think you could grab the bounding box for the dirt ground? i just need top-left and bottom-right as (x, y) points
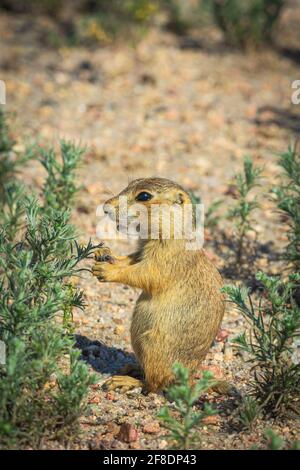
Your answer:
(1, 4), (300, 450)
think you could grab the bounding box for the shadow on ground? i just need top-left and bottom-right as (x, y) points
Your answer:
(255, 105), (300, 135)
(177, 36), (232, 55)
(75, 334), (136, 375)
(209, 230), (281, 283)
(278, 46), (300, 66)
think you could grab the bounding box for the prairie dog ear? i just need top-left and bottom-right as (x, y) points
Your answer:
(174, 192), (186, 205)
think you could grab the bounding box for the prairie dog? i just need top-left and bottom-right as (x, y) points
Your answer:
(93, 177), (225, 392)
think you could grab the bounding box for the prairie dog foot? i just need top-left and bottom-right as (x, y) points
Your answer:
(103, 375), (143, 393)
(118, 363), (144, 379)
(211, 380), (239, 397)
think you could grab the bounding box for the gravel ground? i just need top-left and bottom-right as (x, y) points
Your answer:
(1, 5), (300, 449)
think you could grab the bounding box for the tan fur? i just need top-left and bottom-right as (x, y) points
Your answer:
(92, 177), (225, 392)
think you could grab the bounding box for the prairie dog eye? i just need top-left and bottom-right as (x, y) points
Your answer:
(135, 191), (153, 202)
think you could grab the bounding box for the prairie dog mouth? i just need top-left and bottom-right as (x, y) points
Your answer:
(117, 220), (141, 235)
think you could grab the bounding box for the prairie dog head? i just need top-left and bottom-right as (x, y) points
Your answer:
(103, 178), (195, 240)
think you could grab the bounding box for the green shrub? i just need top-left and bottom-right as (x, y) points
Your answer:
(0, 198), (99, 447)
(204, 0), (285, 48)
(158, 363), (216, 450)
(81, 0), (158, 44)
(0, 110), (32, 205)
(265, 429), (284, 450)
(38, 140), (84, 211)
(264, 429), (300, 450)
(273, 146), (300, 272)
(227, 156), (262, 268)
(189, 191), (223, 230)
(161, 0), (194, 34)
(238, 396), (261, 429)
(223, 271), (300, 416)
(0, 109), (14, 155)
(0, 112), (99, 448)
(0, 0), (62, 16)
(205, 198), (223, 230)
(0, 183), (26, 241)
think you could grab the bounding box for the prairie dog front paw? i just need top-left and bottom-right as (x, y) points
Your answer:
(94, 246), (115, 264)
(92, 261), (116, 281)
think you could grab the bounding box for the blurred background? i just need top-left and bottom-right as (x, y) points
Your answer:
(0, 0), (299, 235)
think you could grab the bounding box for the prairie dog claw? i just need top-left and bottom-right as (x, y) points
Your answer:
(94, 246), (115, 263)
(103, 375), (143, 393)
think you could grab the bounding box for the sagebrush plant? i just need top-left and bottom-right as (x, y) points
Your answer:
(203, 0), (285, 48)
(38, 140), (84, 211)
(223, 271), (300, 416)
(0, 109), (32, 204)
(0, 0), (62, 15)
(272, 146), (300, 271)
(264, 429), (300, 450)
(189, 191), (201, 226)
(161, 0), (193, 34)
(0, 183), (26, 242)
(228, 156), (262, 267)
(0, 199), (99, 447)
(0, 112), (100, 448)
(0, 108), (14, 155)
(238, 396), (261, 430)
(205, 198), (223, 230)
(265, 429), (284, 450)
(82, 0), (158, 44)
(158, 363), (216, 450)
(189, 191), (223, 230)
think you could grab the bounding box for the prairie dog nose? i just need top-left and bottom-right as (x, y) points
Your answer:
(103, 200), (117, 216)
(103, 203), (111, 215)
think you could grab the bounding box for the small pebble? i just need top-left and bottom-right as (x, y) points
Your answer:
(117, 423), (139, 443)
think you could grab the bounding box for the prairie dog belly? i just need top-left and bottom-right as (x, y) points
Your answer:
(130, 289), (224, 366)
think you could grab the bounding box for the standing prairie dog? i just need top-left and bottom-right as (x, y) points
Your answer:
(92, 177), (225, 393)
